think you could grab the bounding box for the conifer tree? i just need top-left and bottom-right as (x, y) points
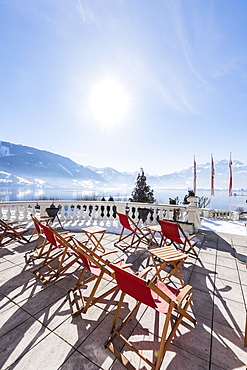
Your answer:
(129, 168), (155, 203)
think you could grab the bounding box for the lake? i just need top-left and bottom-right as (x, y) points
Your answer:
(0, 186), (247, 211)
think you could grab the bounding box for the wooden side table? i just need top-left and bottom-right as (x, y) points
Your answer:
(82, 226), (107, 252)
(149, 245), (187, 287)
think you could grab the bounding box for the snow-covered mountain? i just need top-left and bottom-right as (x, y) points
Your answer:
(0, 141), (109, 188)
(87, 160), (247, 190)
(0, 141), (246, 190)
(87, 166), (137, 187)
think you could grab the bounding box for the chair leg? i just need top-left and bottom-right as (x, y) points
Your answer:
(82, 269), (105, 313)
(85, 285), (119, 313)
(165, 261), (185, 288)
(185, 243), (198, 257)
(244, 310), (247, 347)
(155, 303), (174, 370)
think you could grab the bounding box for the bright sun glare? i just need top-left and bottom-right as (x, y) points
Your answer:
(89, 79), (129, 129)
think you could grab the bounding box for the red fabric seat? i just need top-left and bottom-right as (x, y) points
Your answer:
(105, 263), (196, 370)
(114, 212), (151, 250)
(158, 219), (198, 257)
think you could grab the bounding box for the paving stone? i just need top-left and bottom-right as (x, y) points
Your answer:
(0, 229), (246, 370)
(211, 321), (247, 369)
(6, 331), (76, 370)
(213, 295), (246, 331)
(0, 316), (49, 369)
(76, 312), (117, 369)
(215, 264), (240, 283)
(60, 349), (101, 369)
(214, 277), (244, 304)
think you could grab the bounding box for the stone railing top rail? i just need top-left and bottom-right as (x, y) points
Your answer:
(0, 199), (239, 232)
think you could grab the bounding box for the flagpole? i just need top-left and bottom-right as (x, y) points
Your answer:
(210, 154), (212, 209)
(229, 152), (232, 211)
(211, 154), (215, 210)
(193, 155), (196, 195)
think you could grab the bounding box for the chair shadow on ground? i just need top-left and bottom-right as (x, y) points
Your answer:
(0, 230), (246, 369)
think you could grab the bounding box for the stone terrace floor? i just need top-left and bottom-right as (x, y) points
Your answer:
(0, 227), (247, 369)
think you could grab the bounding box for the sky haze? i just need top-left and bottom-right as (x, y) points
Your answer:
(1, 1), (247, 175)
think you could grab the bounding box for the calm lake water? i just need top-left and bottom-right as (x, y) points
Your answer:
(1, 186), (247, 211)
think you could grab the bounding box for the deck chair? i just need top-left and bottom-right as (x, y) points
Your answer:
(114, 212), (151, 250)
(28, 215), (53, 241)
(105, 264), (196, 370)
(33, 225), (78, 284)
(25, 215), (69, 263)
(0, 219), (29, 247)
(68, 239), (151, 316)
(25, 216), (51, 263)
(158, 219), (198, 257)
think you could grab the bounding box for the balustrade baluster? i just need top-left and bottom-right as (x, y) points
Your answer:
(2, 199), (239, 232)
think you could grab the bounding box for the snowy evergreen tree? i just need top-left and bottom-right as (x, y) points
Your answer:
(129, 168), (155, 203)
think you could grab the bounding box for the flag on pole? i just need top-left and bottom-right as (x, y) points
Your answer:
(229, 153), (233, 197)
(193, 156), (196, 195)
(211, 154), (215, 196)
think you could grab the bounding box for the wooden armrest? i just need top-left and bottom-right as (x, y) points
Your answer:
(189, 234), (197, 240)
(176, 285), (193, 306)
(100, 250), (118, 257)
(13, 223), (27, 228)
(121, 263), (133, 269)
(135, 266), (152, 278)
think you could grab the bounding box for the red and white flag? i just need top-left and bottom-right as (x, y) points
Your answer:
(211, 154), (215, 196)
(193, 156), (196, 195)
(229, 153), (233, 197)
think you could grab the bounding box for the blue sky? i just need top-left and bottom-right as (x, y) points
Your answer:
(1, 0), (247, 175)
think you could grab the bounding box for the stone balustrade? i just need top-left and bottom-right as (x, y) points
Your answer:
(0, 199), (239, 232)
(0, 200), (203, 232)
(199, 208), (239, 221)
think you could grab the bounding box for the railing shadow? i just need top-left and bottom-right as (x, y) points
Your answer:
(0, 229), (246, 369)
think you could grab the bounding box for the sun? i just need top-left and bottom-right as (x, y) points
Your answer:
(89, 79), (130, 129)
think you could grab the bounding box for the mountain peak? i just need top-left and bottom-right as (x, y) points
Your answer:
(1, 141), (246, 190)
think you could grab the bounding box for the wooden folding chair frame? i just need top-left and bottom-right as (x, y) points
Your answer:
(33, 225), (78, 284)
(159, 220), (198, 257)
(25, 215), (52, 263)
(105, 264), (196, 370)
(26, 215), (69, 263)
(114, 212), (151, 250)
(68, 239), (152, 316)
(0, 219), (29, 247)
(68, 240), (123, 316)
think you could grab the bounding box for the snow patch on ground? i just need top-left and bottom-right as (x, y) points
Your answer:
(201, 218), (247, 236)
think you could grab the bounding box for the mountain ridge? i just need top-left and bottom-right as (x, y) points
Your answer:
(0, 141), (246, 190)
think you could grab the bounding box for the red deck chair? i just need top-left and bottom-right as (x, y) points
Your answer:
(114, 212), (151, 250)
(0, 219), (29, 247)
(158, 219), (198, 257)
(33, 225), (78, 284)
(68, 239), (151, 316)
(25, 215), (52, 262)
(105, 264), (196, 370)
(25, 215), (69, 263)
